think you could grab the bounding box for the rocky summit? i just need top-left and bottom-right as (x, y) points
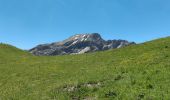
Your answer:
(29, 33), (135, 56)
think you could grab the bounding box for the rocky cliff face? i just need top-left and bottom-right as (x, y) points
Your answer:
(29, 33), (135, 56)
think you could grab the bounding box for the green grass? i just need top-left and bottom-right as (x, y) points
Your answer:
(0, 37), (170, 99)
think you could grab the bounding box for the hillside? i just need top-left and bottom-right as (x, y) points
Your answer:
(0, 37), (170, 99)
(0, 43), (31, 62)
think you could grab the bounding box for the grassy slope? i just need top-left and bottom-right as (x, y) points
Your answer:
(0, 37), (170, 99)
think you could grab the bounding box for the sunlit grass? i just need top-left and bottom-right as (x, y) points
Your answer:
(0, 37), (170, 99)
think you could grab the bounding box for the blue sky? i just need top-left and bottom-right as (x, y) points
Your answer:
(0, 0), (170, 49)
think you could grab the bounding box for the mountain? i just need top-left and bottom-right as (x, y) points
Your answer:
(29, 33), (135, 55)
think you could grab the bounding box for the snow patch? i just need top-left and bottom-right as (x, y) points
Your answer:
(72, 40), (78, 45)
(81, 38), (85, 41)
(74, 37), (79, 40)
(78, 47), (91, 54)
(117, 42), (124, 48)
(83, 35), (86, 38)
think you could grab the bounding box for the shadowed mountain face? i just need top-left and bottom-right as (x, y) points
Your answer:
(29, 33), (135, 56)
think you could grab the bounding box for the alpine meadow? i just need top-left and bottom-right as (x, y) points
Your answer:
(0, 37), (170, 99)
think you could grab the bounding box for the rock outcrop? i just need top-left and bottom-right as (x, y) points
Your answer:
(29, 33), (135, 56)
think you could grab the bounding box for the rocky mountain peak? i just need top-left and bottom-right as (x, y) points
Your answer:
(29, 33), (135, 56)
(68, 33), (103, 42)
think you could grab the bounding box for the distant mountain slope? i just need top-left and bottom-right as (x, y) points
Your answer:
(0, 37), (170, 99)
(29, 33), (135, 56)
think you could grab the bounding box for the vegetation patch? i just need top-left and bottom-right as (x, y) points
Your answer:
(53, 81), (102, 99)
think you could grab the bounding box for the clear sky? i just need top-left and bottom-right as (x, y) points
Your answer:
(0, 0), (170, 49)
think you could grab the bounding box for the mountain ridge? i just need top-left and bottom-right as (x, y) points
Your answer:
(29, 33), (135, 56)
